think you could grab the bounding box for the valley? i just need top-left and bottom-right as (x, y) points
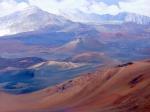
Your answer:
(0, 4), (149, 112)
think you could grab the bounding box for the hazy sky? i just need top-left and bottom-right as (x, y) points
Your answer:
(0, 0), (149, 17)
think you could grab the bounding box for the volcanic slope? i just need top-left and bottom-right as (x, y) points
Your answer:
(0, 60), (150, 112)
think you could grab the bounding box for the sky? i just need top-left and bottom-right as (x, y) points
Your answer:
(0, 0), (149, 17)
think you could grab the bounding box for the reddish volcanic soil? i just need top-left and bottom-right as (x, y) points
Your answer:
(68, 52), (120, 64)
(0, 60), (150, 112)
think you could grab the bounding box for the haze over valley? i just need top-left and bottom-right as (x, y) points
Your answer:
(0, 0), (150, 112)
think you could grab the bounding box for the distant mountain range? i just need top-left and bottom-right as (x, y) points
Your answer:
(0, 6), (149, 64)
(61, 10), (150, 24)
(0, 6), (150, 36)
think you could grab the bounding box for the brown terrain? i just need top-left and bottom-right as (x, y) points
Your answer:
(66, 52), (120, 64)
(0, 60), (150, 112)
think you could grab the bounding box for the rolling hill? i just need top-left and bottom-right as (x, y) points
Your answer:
(0, 59), (97, 94)
(0, 60), (149, 112)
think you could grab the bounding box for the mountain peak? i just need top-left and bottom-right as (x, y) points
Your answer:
(12, 6), (48, 17)
(22, 6), (41, 11)
(0, 6), (71, 36)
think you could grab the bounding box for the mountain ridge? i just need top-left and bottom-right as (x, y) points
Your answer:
(0, 6), (150, 36)
(61, 10), (150, 25)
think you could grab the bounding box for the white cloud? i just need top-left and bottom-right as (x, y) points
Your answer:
(87, 1), (120, 15)
(28, 0), (91, 15)
(0, 0), (29, 17)
(0, 0), (149, 17)
(119, 0), (150, 16)
(28, 0), (150, 17)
